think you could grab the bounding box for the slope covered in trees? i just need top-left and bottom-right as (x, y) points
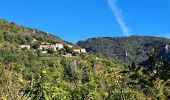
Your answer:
(1, 19), (170, 99)
(0, 42), (127, 99)
(0, 19), (135, 99)
(77, 36), (170, 64)
(0, 19), (74, 46)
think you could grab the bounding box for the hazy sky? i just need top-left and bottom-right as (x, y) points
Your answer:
(0, 0), (170, 43)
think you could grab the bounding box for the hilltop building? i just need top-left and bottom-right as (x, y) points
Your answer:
(67, 45), (73, 48)
(55, 43), (64, 50)
(39, 43), (64, 51)
(19, 45), (30, 49)
(73, 48), (86, 53)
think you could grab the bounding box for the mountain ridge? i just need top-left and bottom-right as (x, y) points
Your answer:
(0, 18), (76, 46)
(77, 35), (170, 64)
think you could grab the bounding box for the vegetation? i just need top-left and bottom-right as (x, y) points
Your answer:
(0, 19), (74, 46)
(121, 49), (170, 99)
(1, 19), (170, 99)
(77, 36), (170, 64)
(0, 42), (128, 99)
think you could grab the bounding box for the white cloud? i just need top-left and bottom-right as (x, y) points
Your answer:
(107, 0), (131, 36)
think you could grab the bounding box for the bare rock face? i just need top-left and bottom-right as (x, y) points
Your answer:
(165, 44), (170, 53)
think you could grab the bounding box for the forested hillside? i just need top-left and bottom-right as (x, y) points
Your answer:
(0, 42), (126, 99)
(1, 19), (170, 99)
(77, 36), (170, 64)
(0, 19), (130, 99)
(0, 19), (73, 46)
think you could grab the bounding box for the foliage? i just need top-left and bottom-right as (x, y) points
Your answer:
(1, 18), (170, 99)
(121, 49), (170, 99)
(77, 36), (170, 64)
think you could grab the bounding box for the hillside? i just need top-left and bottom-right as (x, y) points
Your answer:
(0, 19), (74, 46)
(1, 19), (170, 99)
(0, 19), (128, 99)
(77, 36), (170, 64)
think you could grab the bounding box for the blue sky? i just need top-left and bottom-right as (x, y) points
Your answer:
(0, 0), (170, 43)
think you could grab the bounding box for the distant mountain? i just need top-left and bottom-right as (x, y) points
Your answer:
(77, 36), (170, 64)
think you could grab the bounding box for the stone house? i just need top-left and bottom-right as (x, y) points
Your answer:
(67, 45), (73, 48)
(41, 51), (48, 54)
(39, 43), (64, 51)
(19, 45), (30, 49)
(39, 45), (51, 51)
(55, 43), (64, 50)
(32, 39), (37, 42)
(80, 49), (86, 53)
(73, 48), (86, 53)
(73, 49), (81, 53)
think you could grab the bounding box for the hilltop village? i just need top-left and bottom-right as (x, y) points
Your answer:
(19, 38), (86, 57)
